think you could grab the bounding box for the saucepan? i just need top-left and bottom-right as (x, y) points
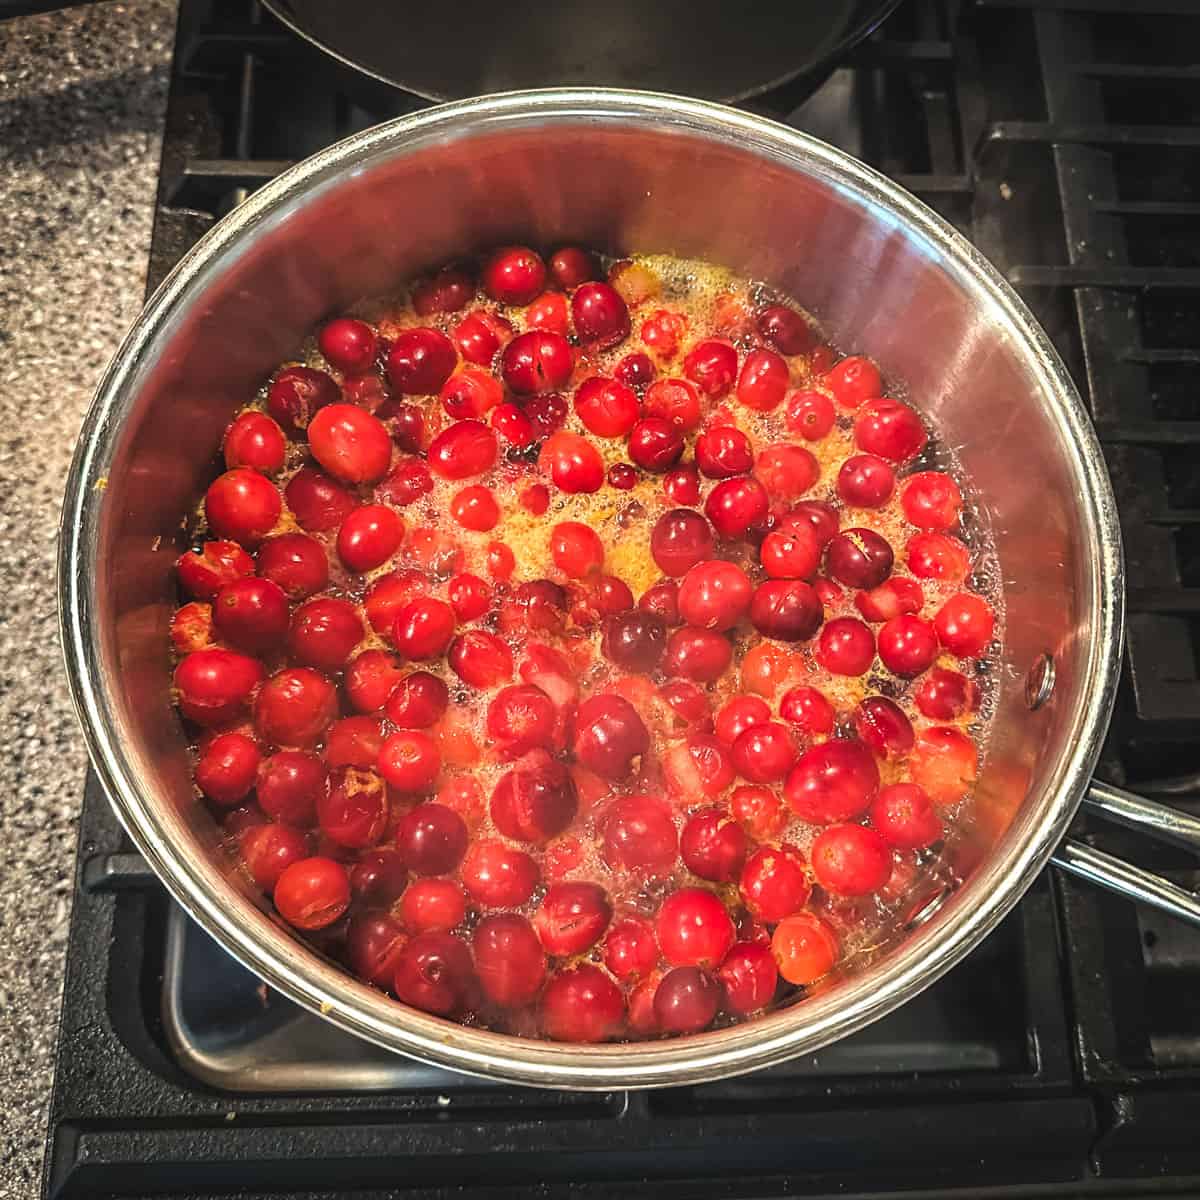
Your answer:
(58, 90), (1200, 1090)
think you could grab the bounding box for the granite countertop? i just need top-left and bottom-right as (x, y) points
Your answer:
(0, 3), (176, 1195)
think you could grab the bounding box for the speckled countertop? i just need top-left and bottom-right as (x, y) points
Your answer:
(0, 3), (176, 1195)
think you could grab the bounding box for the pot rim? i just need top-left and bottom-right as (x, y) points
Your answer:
(58, 88), (1124, 1090)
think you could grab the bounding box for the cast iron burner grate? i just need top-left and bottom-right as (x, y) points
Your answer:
(44, 0), (1200, 1195)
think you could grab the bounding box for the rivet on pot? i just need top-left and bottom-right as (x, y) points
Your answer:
(1025, 653), (1056, 710)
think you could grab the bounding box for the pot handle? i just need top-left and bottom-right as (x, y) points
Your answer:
(1050, 780), (1200, 926)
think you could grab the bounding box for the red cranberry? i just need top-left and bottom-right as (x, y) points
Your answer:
(527, 290), (569, 334)
(695, 424), (752, 480)
(540, 964), (625, 1042)
(377, 457), (434, 508)
(400, 877), (467, 933)
(318, 317), (378, 374)
(460, 838), (539, 907)
(644, 377), (701, 431)
(812, 824), (892, 897)
(855, 398), (928, 463)
(446, 572), (490, 622)
(872, 782), (942, 849)
(519, 483), (550, 515)
(572, 281), (630, 346)
(680, 808), (748, 882)
(772, 912), (840, 985)
(335, 504), (402, 573)
(705, 476), (769, 540)
(662, 464), (700, 506)
(447, 485), (498, 533)
(602, 794), (678, 875)
(174, 649), (263, 726)
(547, 520), (602, 578)
(349, 848), (408, 906)
(662, 732), (735, 801)
(786, 500), (840, 548)
(911, 726), (978, 806)
(786, 740), (879, 823)
(639, 578), (681, 626)
(224, 411), (286, 475)
(853, 696), (914, 761)
(284, 467), (354, 532)
(212, 577), (289, 652)
(501, 330), (573, 394)
(684, 339), (738, 398)
(411, 266), (474, 316)
(473, 913), (546, 1008)
(386, 671), (449, 729)
(539, 432), (604, 495)
(574, 375), (640, 438)
(662, 626), (732, 682)
(195, 732), (260, 806)
(650, 509), (715, 577)
(363, 569), (426, 637)
(324, 716), (384, 770)
(448, 630), (513, 688)
(254, 667), (337, 747)
(548, 246), (597, 288)
(573, 694), (649, 779)
(740, 842), (811, 922)
(205, 468), (281, 546)
(318, 767), (388, 848)
(428, 419), (498, 481)
(785, 388), (837, 441)
(914, 667), (979, 720)
(826, 528), (894, 589)
(389, 403), (426, 452)
(273, 856), (349, 929)
(395, 803), (467, 874)
(308, 404), (392, 485)
(491, 402), (535, 447)
(730, 783), (786, 841)
(750, 579), (823, 643)
(615, 351), (656, 390)
(737, 348), (789, 412)
(627, 416), (684, 472)
(878, 614), (938, 676)
(255, 533), (328, 601)
(837, 454), (895, 508)
(757, 304), (812, 355)
(256, 750), (326, 825)
(907, 532), (971, 583)
(935, 592), (995, 658)
(378, 730), (442, 795)
(653, 966), (721, 1034)
(484, 685), (554, 758)
(177, 540), (254, 599)
(346, 911), (408, 987)
(240, 823), (309, 891)
(656, 888), (734, 968)
(824, 355), (881, 408)
(483, 245), (546, 305)
(604, 916), (658, 981)
(391, 597), (455, 661)
(855, 576), (924, 623)
(394, 931), (477, 1015)
(816, 616), (875, 676)
(715, 695), (770, 747)
(780, 685), (835, 735)
(601, 611), (667, 674)
(719, 941), (778, 1015)
(267, 365), (339, 433)
(490, 752), (577, 842)
(522, 391), (569, 440)
(641, 309), (687, 359)
(453, 309), (512, 365)
(287, 597), (362, 673)
(659, 680), (712, 730)
(755, 443), (819, 501)
(732, 722), (797, 783)
(440, 368), (502, 420)
(678, 559), (752, 632)
(901, 471), (963, 530)
(534, 882), (612, 957)
(760, 526), (820, 582)
(608, 462), (637, 489)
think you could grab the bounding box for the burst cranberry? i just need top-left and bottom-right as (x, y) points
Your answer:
(603, 794), (678, 874)
(346, 911), (408, 987)
(772, 912), (839, 985)
(204, 468), (281, 546)
(872, 782), (942, 849)
(349, 848), (409, 906)
(662, 732), (735, 801)
(318, 767), (388, 848)
(601, 611), (667, 674)
(662, 626), (733, 682)
(935, 592), (995, 658)
(526, 290), (569, 334)
(460, 838), (539, 907)
(388, 597), (453, 661)
(501, 330), (573, 394)
(376, 457), (433, 508)
(535, 882), (612, 957)
(816, 617), (875, 676)
(785, 388), (837, 441)
(824, 355), (881, 408)
(519, 485), (550, 517)
(548, 246), (597, 288)
(736, 349), (789, 412)
(483, 245), (546, 305)
(522, 391), (568, 439)
(254, 667), (336, 746)
(483, 685), (554, 757)
(677, 560), (752, 632)
(604, 916), (658, 981)
(705, 476), (769, 540)
(826, 527), (894, 589)
(572, 694), (649, 779)
(855, 576), (923, 623)
(195, 732), (260, 805)
(684, 339), (738, 398)
(325, 715), (385, 769)
(212, 577), (289, 653)
(757, 304), (812, 354)
(266, 365), (339, 433)
(759, 526), (820, 582)
(730, 783), (787, 840)
(538, 431), (604, 495)
(377, 726), (441, 793)
(654, 966), (721, 1034)
(385, 671), (449, 729)
(911, 726), (978, 806)
(915, 667), (979, 719)
(239, 823), (308, 891)
(400, 877), (467, 933)
(855, 398), (928, 463)
(755, 444), (819, 501)
(394, 932), (477, 1015)
(812, 824), (892, 897)
(491, 753), (577, 842)
(453, 309), (512, 365)
(394, 803), (466, 874)
(571, 281), (630, 346)
(363, 569), (425, 637)
(901, 471), (963, 530)
(695, 424), (752, 479)
(779, 685), (835, 736)
(719, 941), (778, 1015)
(273, 856), (349, 929)
(174, 649), (263, 726)
(438, 368), (502, 421)
(740, 843), (811, 922)
(472, 913), (546, 1009)
(256, 750), (326, 825)
(644, 377), (701, 431)
(287, 597), (361, 672)
(680, 808), (748, 882)
(786, 740), (879, 823)
(254, 534), (327, 601)
(318, 317), (378, 374)
(732, 722), (797, 783)
(627, 416), (684, 472)
(541, 964), (625, 1042)
(853, 696), (915, 761)
(615, 351), (656, 390)
(715, 695), (770, 747)
(223, 411), (286, 475)
(573, 375), (639, 438)
(878, 614), (938, 676)
(491, 402), (535, 447)
(177, 540), (254, 600)
(659, 680), (712, 730)
(656, 888), (734, 968)
(650, 509), (715, 577)
(448, 630), (513, 688)
(750, 579), (823, 642)
(411, 266), (473, 316)
(428, 419), (498, 481)
(837, 453), (895, 508)
(641, 309), (687, 358)
(907, 532), (971, 582)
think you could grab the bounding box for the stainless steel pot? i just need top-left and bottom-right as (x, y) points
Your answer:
(59, 90), (1200, 1090)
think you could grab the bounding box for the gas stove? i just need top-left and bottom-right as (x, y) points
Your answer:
(44, 1), (1200, 1195)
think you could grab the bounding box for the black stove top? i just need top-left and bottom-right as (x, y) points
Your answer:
(44, 1), (1200, 1195)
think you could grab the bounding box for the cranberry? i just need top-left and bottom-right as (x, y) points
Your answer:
(705, 476), (770, 540)
(267, 365), (339, 433)
(571, 375), (638, 439)
(428, 419), (498, 480)
(171, 605), (211, 655)
(377, 726), (441, 792)
(571, 281), (630, 346)
(816, 616), (875, 676)
(460, 838), (539, 907)
(786, 740), (879, 823)
(641, 309), (687, 359)
(659, 466), (697, 507)
(349, 848), (409, 906)
(877, 614), (938, 677)
(177, 540), (254, 600)
(684, 339), (738, 398)
(639, 578), (681, 626)
(658, 680), (712, 730)
(393, 802), (465, 874)
(662, 626), (733, 682)
(907, 532), (971, 582)
(500, 330), (573, 394)
(695, 424), (753, 479)
(812, 823), (892, 897)
(544, 523), (601, 582)
(439, 368), (503, 421)
(786, 500), (840, 548)
(540, 964), (625, 1042)
(736, 349), (789, 412)
(519, 484), (550, 516)
(393, 932), (477, 1015)
(491, 402), (535, 447)
(211, 577), (287, 653)
(750, 579), (823, 642)
(522, 390), (569, 439)
(534, 882), (612, 956)
(656, 888), (734, 968)
(824, 355), (881, 409)
(719, 941), (778, 1015)
(644, 377), (702, 431)
(760, 526), (820, 582)
(680, 808), (748, 882)
(239, 822), (307, 890)
(254, 667), (337, 747)
(526, 290), (569, 334)
(376, 457), (433, 507)
(627, 416), (684, 472)
(572, 693), (649, 780)
(411, 266), (474, 316)
(223, 411), (286, 475)
(604, 916), (658, 981)
(400, 877), (467, 934)
(740, 843), (811, 922)
(446, 573), (490, 622)
(287, 597), (362, 673)
(600, 611), (666, 674)
(779, 685), (836, 736)
(548, 246), (597, 288)
(935, 592), (995, 658)
(650, 509), (715, 577)
(732, 722), (797, 783)
(608, 462), (638, 490)
(205, 468), (281, 546)
(757, 304), (812, 355)
(915, 667), (979, 719)
(389, 597), (454, 661)
(662, 732), (735, 801)
(538, 431), (603, 495)
(453, 309), (512, 365)
(445, 487), (498, 536)
(483, 245), (546, 305)
(174, 649), (263, 726)
(785, 388), (837, 441)
(837, 454), (895, 509)
(772, 912), (839, 985)
(677, 559), (752, 632)
(739, 642), (797, 699)
(872, 782), (942, 849)
(632, 973), (667, 1032)
(472, 913), (547, 1009)
(901, 471), (963, 530)
(318, 767), (388, 848)
(483, 684), (554, 757)
(826, 528), (895, 589)
(602, 794), (678, 874)
(273, 856), (349, 929)
(854, 398), (928, 463)
(615, 351), (656, 390)
(754, 443), (819, 500)
(448, 630), (513, 688)
(363, 569), (426, 637)
(386, 671), (449, 729)
(491, 751), (577, 841)
(333, 504), (401, 573)
(256, 750), (326, 825)
(715, 695), (770, 747)
(195, 732), (260, 806)
(911, 726), (978, 806)
(283, 468), (353, 533)
(318, 317), (378, 374)
(346, 911), (408, 987)
(730, 784), (787, 841)
(853, 696), (915, 761)
(654, 966), (721, 1034)
(388, 403), (426, 452)
(855, 576), (924, 623)
(325, 715), (385, 770)
(254, 534), (327, 601)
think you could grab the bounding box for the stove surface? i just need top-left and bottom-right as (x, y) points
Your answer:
(44, 1), (1200, 1196)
